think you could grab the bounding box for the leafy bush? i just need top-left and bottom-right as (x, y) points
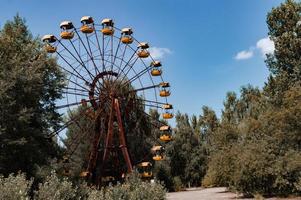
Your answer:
(0, 172), (166, 200)
(34, 171), (76, 200)
(0, 173), (33, 200)
(172, 176), (184, 192)
(154, 161), (174, 191)
(107, 173), (166, 200)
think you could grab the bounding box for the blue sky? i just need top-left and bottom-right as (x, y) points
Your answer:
(0, 0), (285, 119)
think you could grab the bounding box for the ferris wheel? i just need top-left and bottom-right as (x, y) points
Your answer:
(42, 16), (173, 185)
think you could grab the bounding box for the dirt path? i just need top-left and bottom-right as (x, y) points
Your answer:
(167, 187), (247, 200)
(167, 187), (301, 200)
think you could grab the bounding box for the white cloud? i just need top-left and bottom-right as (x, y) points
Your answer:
(234, 50), (254, 60)
(256, 37), (275, 56)
(234, 37), (275, 61)
(148, 47), (172, 60)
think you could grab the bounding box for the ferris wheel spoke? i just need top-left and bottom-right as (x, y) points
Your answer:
(68, 39), (95, 81)
(64, 127), (93, 161)
(67, 79), (90, 92)
(62, 90), (90, 97)
(116, 44), (128, 76)
(63, 86), (89, 93)
(63, 106), (96, 153)
(92, 26), (105, 71)
(125, 64), (152, 86)
(84, 33), (101, 76)
(122, 52), (138, 74)
(56, 51), (91, 84)
(57, 40), (94, 81)
(112, 36), (122, 68)
(126, 84), (160, 94)
(117, 48), (138, 79)
(102, 31), (105, 72)
(110, 35), (114, 72)
(138, 99), (166, 105)
(47, 123), (71, 138)
(141, 103), (161, 109)
(102, 36), (112, 74)
(144, 111), (168, 125)
(103, 36), (111, 54)
(122, 57), (139, 80)
(74, 30), (101, 77)
(46, 107), (91, 138)
(55, 98), (96, 110)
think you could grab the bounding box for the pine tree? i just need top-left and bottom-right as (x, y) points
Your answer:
(0, 15), (65, 177)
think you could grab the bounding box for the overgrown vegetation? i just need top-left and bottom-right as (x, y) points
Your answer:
(0, 0), (301, 198)
(153, 0), (301, 197)
(0, 172), (166, 200)
(0, 15), (64, 179)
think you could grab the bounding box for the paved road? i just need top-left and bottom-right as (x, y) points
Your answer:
(167, 187), (249, 200)
(167, 187), (301, 200)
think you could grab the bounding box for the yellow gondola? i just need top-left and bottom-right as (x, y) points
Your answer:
(163, 113), (173, 119)
(160, 90), (170, 97)
(62, 169), (71, 176)
(162, 104), (174, 119)
(101, 18), (114, 35)
(62, 156), (69, 163)
(151, 146), (164, 161)
(62, 156), (71, 176)
(42, 34), (57, 53)
(159, 82), (171, 97)
(80, 16), (94, 34)
(151, 61), (162, 76)
(138, 162), (152, 178)
(79, 171), (90, 178)
(160, 125), (172, 142)
(137, 42), (150, 58)
(121, 28), (133, 44)
(60, 21), (74, 39)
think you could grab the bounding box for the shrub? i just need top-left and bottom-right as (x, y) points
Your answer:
(0, 171), (166, 200)
(34, 171), (76, 200)
(0, 173), (32, 200)
(117, 172), (166, 200)
(172, 176), (184, 192)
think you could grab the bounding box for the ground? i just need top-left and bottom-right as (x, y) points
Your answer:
(167, 187), (301, 200)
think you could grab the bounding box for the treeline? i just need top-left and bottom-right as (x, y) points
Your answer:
(0, 0), (300, 198)
(155, 0), (301, 197)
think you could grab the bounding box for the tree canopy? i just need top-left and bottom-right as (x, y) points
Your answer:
(0, 15), (65, 178)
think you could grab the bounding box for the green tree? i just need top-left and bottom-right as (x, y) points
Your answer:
(168, 112), (209, 187)
(0, 15), (64, 178)
(265, 0), (301, 105)
(266, 0), (301, 81)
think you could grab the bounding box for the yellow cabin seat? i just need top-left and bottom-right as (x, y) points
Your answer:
(101, 28), (114, 35)
(137, 50), (150, 58)
(163, 113), (173, 119)
(80, 25), (94, 34)
(61, 31), (74, 40)
(160, 134), (172, 142)
(151, 69), (162, 76)
(141, 172), (152, 178)
(153, 155), (164, 161)
(80, 171), (90, 177)
(160, 90), (170, 97)
(121, 36), (133, 44)
(45, 45), (56, 53)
